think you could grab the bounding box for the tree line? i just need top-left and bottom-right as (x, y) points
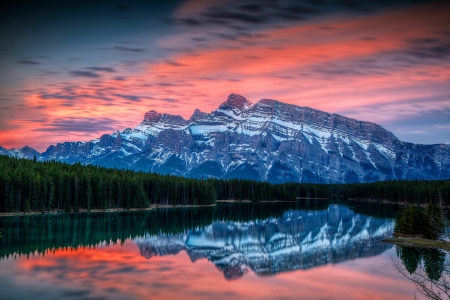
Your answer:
(0, 156), (216, 213)
(0, 155), (449, 213)
(209, 178), (450, 205)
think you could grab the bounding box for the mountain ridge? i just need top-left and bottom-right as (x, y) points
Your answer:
(2, 93), (449, 183)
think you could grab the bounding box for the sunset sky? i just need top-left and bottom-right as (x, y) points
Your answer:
(1, 0), (449, 151)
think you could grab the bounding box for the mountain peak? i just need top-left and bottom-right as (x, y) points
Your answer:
(190, 109), (209, 122)
(220, 94), (252, 110)
(160, 114), (187, 126)
(143, 110), (162, 123)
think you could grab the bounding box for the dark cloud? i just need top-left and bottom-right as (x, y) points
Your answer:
(106, 266), (137, 274)
(305, 30), (450, 79)
(310, 62), (365, 76)
(60, 290), (91, 298)
(165, 60), (186, 67)
(403, 34), (450, 60)
(202, 10), (265, 24)
(158, 83), (177, 87)
(36, 70), (59, 77)
(86, 67), (116, 72)
(179, 18), (202, 26)
(40, 93), (78, 101)
(39, 92), (110, 101)
(273, 75), (295, 79)
(192, 37), (208, 42)
(361, 37), (376, 41)
(16, 60), (40, 65)
(162, 98), (178, 103)
(34, 117), (117, 132)
(112, 94), (141, 102)
(238, 4), (262, 13)
(168, 0), (431, 45)
(167, 0), (335, 30)
(215, 33), (238, 40)
(97, 46), (145, 52)
(112, 46), (145, 52)
(69, 70), (100, 78)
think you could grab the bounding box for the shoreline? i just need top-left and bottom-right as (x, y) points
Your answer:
(216, 199), (327, 203)
(348, 198), (450, 208)
(0, 203), (217, 217)
(382, 237), (450, 250)
(0, 198), (328, 217)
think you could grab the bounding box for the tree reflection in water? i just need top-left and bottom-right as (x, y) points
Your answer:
(395, 245), (448, 299)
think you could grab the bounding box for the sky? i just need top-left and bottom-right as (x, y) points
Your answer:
(0, 0), (449, 151)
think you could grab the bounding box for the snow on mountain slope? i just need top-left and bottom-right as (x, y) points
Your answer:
(2, 93), (450, 183)
(0, 146), (40, 160)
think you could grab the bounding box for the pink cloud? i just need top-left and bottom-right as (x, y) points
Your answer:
(1, 1), (449, 150)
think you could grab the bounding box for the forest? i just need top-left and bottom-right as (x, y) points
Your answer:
(0, 156), (216, 213)
(0, 155), (449, 213)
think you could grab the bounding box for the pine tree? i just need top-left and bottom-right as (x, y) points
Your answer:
(73, 177), (79, 212)
(86, 180), (93, 212)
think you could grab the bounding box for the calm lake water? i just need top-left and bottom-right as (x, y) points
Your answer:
(0, 202), (431, 299)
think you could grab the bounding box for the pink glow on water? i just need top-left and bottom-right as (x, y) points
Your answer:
(0, 240), (424, 300)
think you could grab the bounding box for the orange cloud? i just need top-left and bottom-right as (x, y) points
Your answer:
(1, 1), (449, 150)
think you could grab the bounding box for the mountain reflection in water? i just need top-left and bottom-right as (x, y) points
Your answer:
(136, 204), (394, 280)
(1, 203), (425, 300)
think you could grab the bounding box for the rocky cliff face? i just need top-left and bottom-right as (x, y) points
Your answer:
(2, 94), (449, 183)
(135, 205), (394, 280)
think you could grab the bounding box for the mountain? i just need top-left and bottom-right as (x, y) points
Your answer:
(135, 205), (394, 280)
(2, 93), (450, 183)
(0, 145), (40, 160)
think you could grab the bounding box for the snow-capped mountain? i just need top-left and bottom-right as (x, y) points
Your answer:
(2, 94), (449, 183)
(135, 205), (394, 280)
(0, 145), (40, 160)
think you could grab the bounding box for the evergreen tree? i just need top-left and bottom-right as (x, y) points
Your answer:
(423, 203), (445, 239)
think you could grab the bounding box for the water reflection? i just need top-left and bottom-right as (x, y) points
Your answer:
(396, 246), (446, 281)
(0, 203), (425, 300)
(137, 205), (394, 280)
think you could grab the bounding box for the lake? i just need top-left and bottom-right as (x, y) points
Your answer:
(0, 202), (432, 299)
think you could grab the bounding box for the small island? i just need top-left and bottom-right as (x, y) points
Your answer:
(382, 203), (448, 250)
